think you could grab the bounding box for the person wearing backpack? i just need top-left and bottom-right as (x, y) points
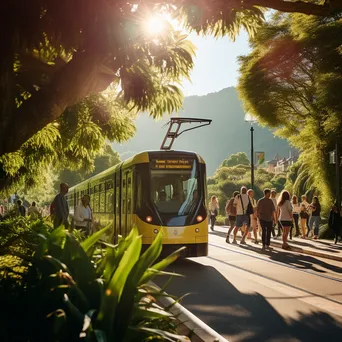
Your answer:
(230, 186), (253, 245)
(225, 191), (239, 243)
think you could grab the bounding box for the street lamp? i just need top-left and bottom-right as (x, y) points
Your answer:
(244, 112), (258, 189)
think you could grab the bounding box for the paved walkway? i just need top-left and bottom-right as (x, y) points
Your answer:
(213, 225), (342, 262)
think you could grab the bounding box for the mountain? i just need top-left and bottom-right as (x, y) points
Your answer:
(111, 87), (291, 175)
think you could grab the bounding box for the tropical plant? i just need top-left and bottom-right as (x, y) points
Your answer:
(221, 152), (250, 167)
(0, 218), (189, 341)
(237, 12), (342, 211)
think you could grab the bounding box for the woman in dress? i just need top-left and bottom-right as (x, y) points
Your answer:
(277, 190), (293, 249)
(74, 194), (93, 236)
(291, 195), (301, 238)
(208, 195), (219, 231)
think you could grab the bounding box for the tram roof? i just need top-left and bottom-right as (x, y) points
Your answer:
(68, 150), (205, 191)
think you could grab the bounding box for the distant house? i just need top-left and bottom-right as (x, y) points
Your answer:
(266, 150), (299, 174)
(266, 154), (280, 173)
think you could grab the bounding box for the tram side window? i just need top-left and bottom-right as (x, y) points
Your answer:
(99, 183), (105, 212)
(94, 185), (100, 212)
(106, 181), (114, 213)
(127, 175), (132, 214)
(135, 172), (142, 211)
(116, 181), (120, 215)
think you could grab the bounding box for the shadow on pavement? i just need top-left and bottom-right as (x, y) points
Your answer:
(155, 259), (342, 342)
(238, 244), (342, 275)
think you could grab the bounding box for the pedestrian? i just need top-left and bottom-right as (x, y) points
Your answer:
(225, 191), (239, 243)
(28, 201), (40, 218)
(231, 186), (252, 245)
(270, 189), (279, 237)
(328, 203), (341, 244)
(291, 195), (301, 238)
(301, 194), (311, 232)
(51, 183), (70, 229)
(247, 189), (259, 244)
(299, 203), (309, 238)
(256, 188), (276, 250)
(74, 194), (93, 236)
(308, 196), (321, 239)
(208, 195), (219, 231)
(277, 190), (293, 250)
(17, 200), (26, 217)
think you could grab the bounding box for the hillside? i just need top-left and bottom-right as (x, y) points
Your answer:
(112, 87), (291, 175)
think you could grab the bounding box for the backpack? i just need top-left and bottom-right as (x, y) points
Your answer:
(50, 201), (55, 216)
(225, 198), (236, 216)
(240, 195), (254, 215)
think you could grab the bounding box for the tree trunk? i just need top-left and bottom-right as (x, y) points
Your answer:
(0, 51), (116, 156)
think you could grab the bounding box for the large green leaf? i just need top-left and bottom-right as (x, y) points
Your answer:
(80, 224), (112, 253)
(97, 227), (141, 339)
(112, 230), (163, 340)
(139, 247), (186, 285)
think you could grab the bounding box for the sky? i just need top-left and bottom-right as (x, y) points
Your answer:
(180, 31), (251, 96)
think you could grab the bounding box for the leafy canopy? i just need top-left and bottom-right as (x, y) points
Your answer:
(237, 12), (342, 209)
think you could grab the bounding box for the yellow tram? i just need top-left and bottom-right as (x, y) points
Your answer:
(67, 150), (208, 257)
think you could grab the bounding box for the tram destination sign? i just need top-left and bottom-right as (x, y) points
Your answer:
(151, 158), (194, 170)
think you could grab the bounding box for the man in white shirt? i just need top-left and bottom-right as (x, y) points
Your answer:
(230, 186), (250, 245)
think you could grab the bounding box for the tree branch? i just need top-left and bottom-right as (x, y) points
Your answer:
(0, 51), (117, 156)
(244, 0), (335, 16)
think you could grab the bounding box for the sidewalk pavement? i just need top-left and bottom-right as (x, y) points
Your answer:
(212, 225), (342, 262)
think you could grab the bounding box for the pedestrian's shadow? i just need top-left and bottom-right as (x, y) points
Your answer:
(156, 259), (342, 342)
(239, 244), (342, 275)
(286, 239), (340, 253)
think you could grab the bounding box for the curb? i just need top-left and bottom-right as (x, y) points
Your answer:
(218, 227), (342, 262)
(151, 282), (228, 342)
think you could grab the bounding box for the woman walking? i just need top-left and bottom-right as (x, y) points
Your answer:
(308, 196), (321, 239)
(277, 190), (293, 250)
(209, 195), (219, 231)
(74, 195), (93, 236)
(328, 203), (341, 244)
(299, 203), (309, 238)
(291, 195), (301, 238)
(225, 191), (239, 243)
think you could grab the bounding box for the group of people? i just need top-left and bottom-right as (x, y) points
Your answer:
(209, 187), (341, 249)
(51, 183), (93, 236)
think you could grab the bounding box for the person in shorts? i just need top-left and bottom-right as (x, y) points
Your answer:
(278, 190), (293, 250)
(225, 191), (239, 243)
(231, 186), (250, 245)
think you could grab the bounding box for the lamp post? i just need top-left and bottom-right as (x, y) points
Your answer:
(244, 113), (258, 189)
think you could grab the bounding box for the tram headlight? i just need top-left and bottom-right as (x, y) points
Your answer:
(196, 215), (203, 222)
(195, 228), (200, 233)
(153, 229), (159, 234)
(146, 216), (152, 223)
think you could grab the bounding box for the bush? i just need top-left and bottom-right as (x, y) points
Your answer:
(0, 218), (189, 342)
(319, 223), (335, 239)
(215, 215), (227, 226)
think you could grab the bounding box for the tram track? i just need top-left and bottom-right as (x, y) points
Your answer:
(204, 242), (342, 309)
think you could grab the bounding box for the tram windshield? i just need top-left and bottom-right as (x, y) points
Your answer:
(150, 158), (199, 217)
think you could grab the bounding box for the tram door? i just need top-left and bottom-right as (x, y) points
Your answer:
(116, 173), (121, 237)
(122, 173), (127, 237)
(126, 172), (132, 232)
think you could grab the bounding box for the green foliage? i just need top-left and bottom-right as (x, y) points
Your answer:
(0, 217), (188, 341)
(238, 13), (342, 212)
(208, 152), (288, 213)
(221, 152), (250, 167)
(59, 144), (121, 188)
